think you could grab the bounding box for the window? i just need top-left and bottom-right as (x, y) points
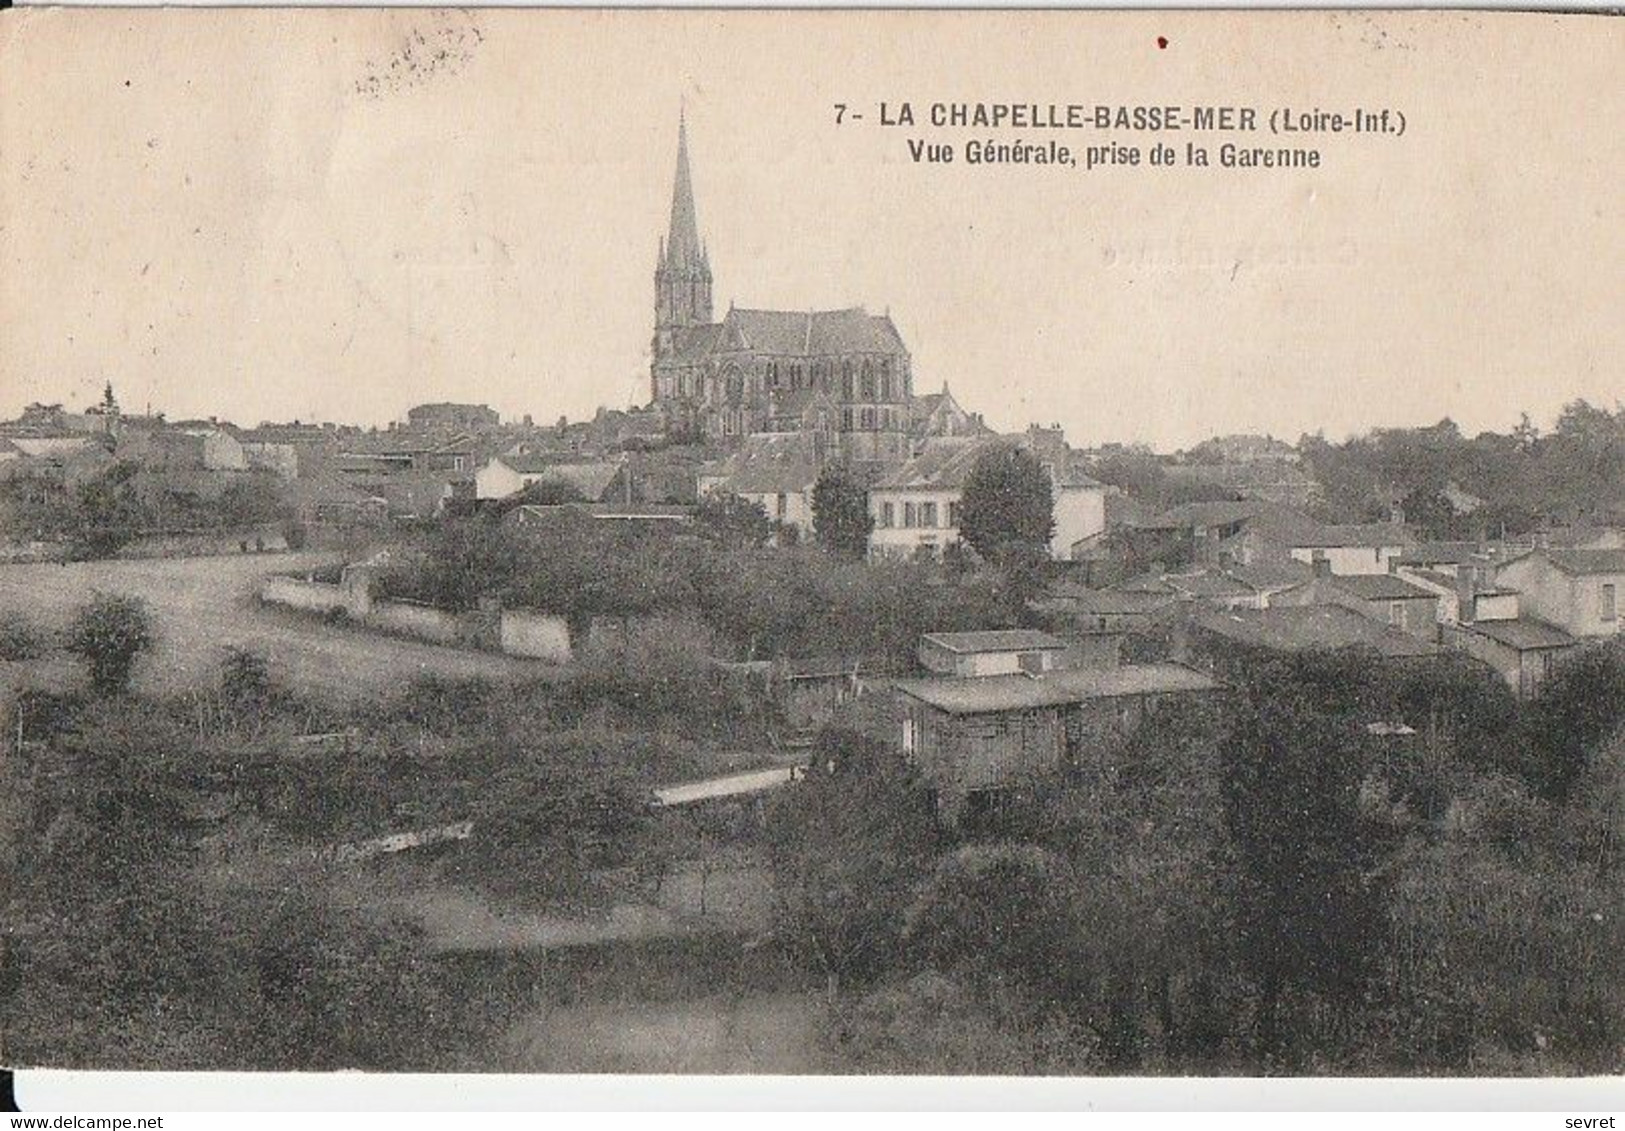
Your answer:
(776, 493), (788, 519)
(948, 500), (962, 528)
(903, 502), (918, 528)
(861, 407), (876, 430)
(1389, 601), (1404, 627)
(920, 502), (938, 528)
(879, 502), (894, 528)
(842, 363), (855, 399)
(860, 364), (875, 400)
(1603, 583), (1618, 622)
(768, 363), (780, 389)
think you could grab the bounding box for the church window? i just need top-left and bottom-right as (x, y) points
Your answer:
(768, 363), (780, 389)
(861, 363), (875, 400)
(842, 362), (855, 399)
(861, 407), (875, 430)
(791, 365), (804, 390)
(842, 408), (854, 431)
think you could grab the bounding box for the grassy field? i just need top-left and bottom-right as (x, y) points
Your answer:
(0, 552), (546, 702)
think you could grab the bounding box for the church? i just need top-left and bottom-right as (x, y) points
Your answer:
(648, 115), (915, 464)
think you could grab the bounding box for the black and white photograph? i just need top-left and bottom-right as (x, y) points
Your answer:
(0, 6), (1620, 1104)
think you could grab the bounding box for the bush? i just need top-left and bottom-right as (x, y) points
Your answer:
(0, 610), (49, 661)
(65, 592), (154, 695)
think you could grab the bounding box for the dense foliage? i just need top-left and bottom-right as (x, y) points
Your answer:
(65, 592), (154, 695)
(957, 444), (1056, 563)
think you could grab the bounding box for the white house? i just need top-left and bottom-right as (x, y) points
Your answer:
(474, 454), (626, 503)
(695, 431), (821, 539)
(868, 435), (1106, 561)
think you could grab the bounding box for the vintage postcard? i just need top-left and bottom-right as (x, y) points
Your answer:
(0, 6), (1620, 1094)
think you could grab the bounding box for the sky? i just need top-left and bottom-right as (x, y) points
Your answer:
(1, 9), (1620, 450)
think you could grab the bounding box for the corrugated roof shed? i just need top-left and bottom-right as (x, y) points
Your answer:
(895, 663), (1218, 715)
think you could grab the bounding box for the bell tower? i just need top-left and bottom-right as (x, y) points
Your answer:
(653, 111), (713, 366)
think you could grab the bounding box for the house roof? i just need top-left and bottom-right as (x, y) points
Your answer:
(872, 436), (1002, 491)
(1192, 605), (1438, 658)
(1543, 548), (1625, 576)
(699, 431), (821, 495)
(895, 663), (1218, 715)
(1396, 541), (1484, 567)
(1331, 574), (1439, 602)
(1140, 500), (1274, 532)
(921, 629), (1067, 654)
(1463, 617), (1578, 652)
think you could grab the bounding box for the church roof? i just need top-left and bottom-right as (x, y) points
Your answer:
(722, 307), (908, 357)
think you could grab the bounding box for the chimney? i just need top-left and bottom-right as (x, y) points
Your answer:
(1312, 557), (1332, 579)
(1454, 570), (1477, 625)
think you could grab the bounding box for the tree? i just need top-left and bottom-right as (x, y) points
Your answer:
(765, 730), (938, 995)
(1219, 690), (1390, 1061)
(811, 466), (875, 559)
(957, 444), (1055, 563)
(692, 491), (777, 550)
(66, 592), (155, 695)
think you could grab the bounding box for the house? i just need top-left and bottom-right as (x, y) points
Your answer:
(1282, 522), (1415, 576)
(918, 630), (1069, 678)
(1032, 581), (1180, 637)
(1138, 501), (1414, 575)
(695, 431), (822, 538)
(1270, 568), (1442, 637)
(1443, 616), (1577, 699)
(868, 435), (1107, 562)
(1180, 604), (1440, 673)
(236, 430), (302, 479)
(894, 662), (1218, 822)
(474, 454), (628, 504)
(1495, 548), (1625, 639)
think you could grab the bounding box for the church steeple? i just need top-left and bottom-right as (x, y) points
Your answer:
(654, 110), (713, 364)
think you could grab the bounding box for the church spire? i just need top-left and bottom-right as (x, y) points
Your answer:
(665, 110), (704, 270)
(652, 109), (714, 368)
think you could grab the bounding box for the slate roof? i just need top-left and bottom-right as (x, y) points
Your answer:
(1463, 618), (1578, 651)
(497, 457), (624, 501)
(1192, 605), (1438, 657)
(872, 437), (1002, 491)
(1331, 574), (1440, 602)
(1544, 548), (1625, 576)
(1396, 542), (1485, 567)
(894, 663), (1218, 715)
(699, 432), (821, 495)
(921, 629), (1068, 654)
(724, 307), (908, 356)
